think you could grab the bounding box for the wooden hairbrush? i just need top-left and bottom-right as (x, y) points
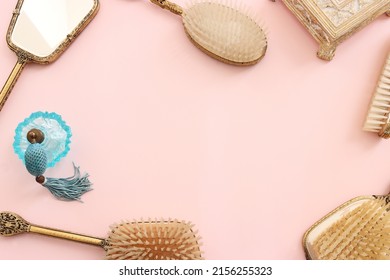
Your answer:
(363, 52), (390, 138)
(0, 212), (203, 260)
(149, 0), (267, 66)
(303, 194), (390, 260)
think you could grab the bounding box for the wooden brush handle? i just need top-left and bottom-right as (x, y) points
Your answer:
(29, 224), (105, 247)
(150, 0), (183, 15)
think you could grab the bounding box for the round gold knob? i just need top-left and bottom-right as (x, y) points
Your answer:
(27, 129), (45, 144)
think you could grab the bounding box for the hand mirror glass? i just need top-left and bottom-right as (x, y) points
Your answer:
(0, 0), (99, 112)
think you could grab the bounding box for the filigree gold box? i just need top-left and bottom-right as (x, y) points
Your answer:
(275, 0), (390, 60)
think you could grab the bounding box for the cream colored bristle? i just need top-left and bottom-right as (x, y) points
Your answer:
(105, 219), (203, 260)
(182, 0), (267, 65)
(363, 53), (390, 133)
(312, 197), (390, 260)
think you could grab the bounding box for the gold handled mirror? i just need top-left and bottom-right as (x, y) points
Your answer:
(0, 0), (100, 112)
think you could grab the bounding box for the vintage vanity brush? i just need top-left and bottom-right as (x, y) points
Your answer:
(363, 52), (390, 138)
(0, 0), (99, 112)
(303, 194), (390, 260)
(149, 0), (267, 65)
(0, 212), (203, 260)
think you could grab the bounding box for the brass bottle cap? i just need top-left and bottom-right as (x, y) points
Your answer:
(27, 129), (44, 144)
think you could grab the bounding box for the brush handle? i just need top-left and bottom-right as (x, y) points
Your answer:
(379, 124), (390, 138)
(29, 224), (105, 247)
(150, 0), (183, 15)
(0, 58), (27, 112)
(1, 212), (105, 248)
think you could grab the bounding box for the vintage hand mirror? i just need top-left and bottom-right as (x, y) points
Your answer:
(0, 0), (99, 112)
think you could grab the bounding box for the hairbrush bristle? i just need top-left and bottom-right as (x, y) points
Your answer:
(105, 219), (203, 260)
(363, 54), (390, 133)
(311, 197), (390, 260)
(182, 0), (267, 65)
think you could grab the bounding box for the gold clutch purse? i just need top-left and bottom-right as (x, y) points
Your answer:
(275, 0), (390, 60)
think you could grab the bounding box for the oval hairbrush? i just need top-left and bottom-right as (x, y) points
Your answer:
(303, 194), (390, 260)
(0, 212), (203, 260)
(149, 0), (267, 65)
(363, 52), (390, 138)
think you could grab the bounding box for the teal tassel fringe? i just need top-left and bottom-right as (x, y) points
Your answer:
(42, 163), (92, 201)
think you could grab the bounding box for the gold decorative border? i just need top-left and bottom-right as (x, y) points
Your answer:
(316, 0), (377, 27)
(330, 0), (356, 10)
(0, 212), (30, 236)
(6, 0), (100, 64)
(281, 0), (390, 60)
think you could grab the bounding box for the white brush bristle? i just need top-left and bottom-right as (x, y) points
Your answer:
(105, 219), (202, 260)
(182, 0), (267, 65)
(363, 55), (390, 132)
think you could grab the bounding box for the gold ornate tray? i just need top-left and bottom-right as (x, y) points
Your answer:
(275, 0), (390, 60)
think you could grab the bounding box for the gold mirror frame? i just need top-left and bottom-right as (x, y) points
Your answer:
(274, 0), (390, 60)
(0, 0), (100, 112)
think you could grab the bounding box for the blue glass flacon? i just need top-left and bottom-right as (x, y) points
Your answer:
(13, 111), (72, 168)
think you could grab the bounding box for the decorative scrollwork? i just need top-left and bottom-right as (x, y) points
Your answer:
(379, 124), (390, 139)
(291, 0), (331, 43)
(16, 51), (30, 63)
(0, 212), (30, 236)
(316, 0), (376, 27)
(372, 195), (390, 208)
(318, 43), (337, 61)
(282, 0), (390, 60)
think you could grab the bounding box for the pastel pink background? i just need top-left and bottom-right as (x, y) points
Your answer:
(0, 0), (389, 260)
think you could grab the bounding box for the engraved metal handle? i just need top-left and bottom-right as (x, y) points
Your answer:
(29, 225), (104, 247)
(0, 58), (27, 112)
(0, 212), (105, 247)
(150, 0), (183, 15)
